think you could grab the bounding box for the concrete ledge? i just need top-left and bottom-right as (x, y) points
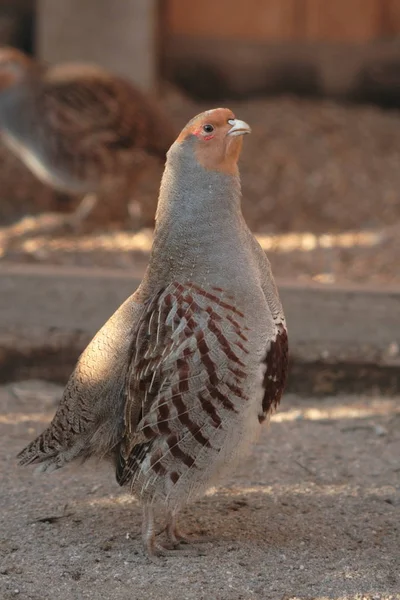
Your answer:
(1, 263), (399, 393)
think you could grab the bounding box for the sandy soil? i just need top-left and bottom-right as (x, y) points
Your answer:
(1, 382), (399, 600)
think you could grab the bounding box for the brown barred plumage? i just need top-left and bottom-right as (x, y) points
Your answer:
(259, 323), (289, 422)
(116, 282), (250, 496)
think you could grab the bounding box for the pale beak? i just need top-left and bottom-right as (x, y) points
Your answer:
(227, 118), (251, 136)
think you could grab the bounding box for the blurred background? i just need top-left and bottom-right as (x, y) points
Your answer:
(1, 0), (400, 285)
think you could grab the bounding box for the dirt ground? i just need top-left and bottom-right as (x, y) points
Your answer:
(1, 381), (399, 600)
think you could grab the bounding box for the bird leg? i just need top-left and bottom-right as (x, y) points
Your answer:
(165, 512), (190, 547)
(165, 512), (214, 548)
(142, 508), (209, 558)
(66, 193), (98, 229)
(142, 505), (176, 558)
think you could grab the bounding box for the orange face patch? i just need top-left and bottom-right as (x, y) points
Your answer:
(176, 108), (235, 143)
(176, 108), (245, 175)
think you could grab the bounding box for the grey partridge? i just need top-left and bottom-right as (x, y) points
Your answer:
(0, 46), (175, 231)
(18, 108), (288, 556)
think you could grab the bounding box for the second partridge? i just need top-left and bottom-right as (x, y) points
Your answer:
(0, 46), (175, 230)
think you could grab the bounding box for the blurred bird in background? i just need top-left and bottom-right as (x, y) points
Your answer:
(0, 46), (176, 234)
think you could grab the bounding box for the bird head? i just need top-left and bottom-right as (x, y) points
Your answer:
(173, 108), (251, 175)
(0, 47), (35, 90)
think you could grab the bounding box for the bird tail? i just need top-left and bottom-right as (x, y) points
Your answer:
(17, 427), (64, 472)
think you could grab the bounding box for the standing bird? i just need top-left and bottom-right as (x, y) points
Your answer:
(18, 108), (288, 556)
(0, 46), (175, 230)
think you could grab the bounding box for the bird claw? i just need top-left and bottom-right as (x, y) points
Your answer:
(174, 534), (214, 547)
(146, 539), (181, 561)
(152, 523), (212, 556)
(166, 524), (214, 549)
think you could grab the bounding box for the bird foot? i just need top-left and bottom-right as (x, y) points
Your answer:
(166, 523), (213, 548)
(151, 543), (207, 559)
(152, 525), (211, 557)
(146, 540), (170, 562)
(142, 508), (212, 558)
(146, 537), (193, 561)
(173, 533), (214, 547)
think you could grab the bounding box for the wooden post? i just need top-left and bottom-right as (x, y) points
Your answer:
(36, 0), (158, 91)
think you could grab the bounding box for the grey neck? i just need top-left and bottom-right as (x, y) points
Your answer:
(143, 139), (250, 289)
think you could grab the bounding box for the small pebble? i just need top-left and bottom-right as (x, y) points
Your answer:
(374, 425), (387, 437)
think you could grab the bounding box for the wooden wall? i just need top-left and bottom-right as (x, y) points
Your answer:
(167, 0), (400, 43)
(37, 0), (158, 90)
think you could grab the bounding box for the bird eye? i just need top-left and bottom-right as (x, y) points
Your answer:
(203, 124), (214, 134)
